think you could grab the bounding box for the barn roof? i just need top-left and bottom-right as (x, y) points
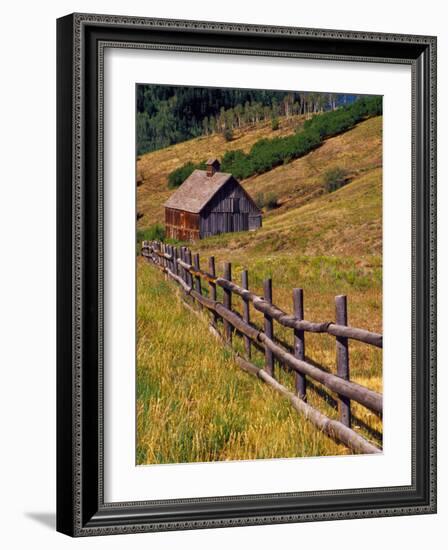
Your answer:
(206, 158), (220, 166)
(164, 169), (233, 214)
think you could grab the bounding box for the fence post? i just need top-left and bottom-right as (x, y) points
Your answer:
(192, 253), (202, 310)
(163, 244), (170, 279)
(223, 262), (232, 343)
(166, 244), (171, 272)
(171, 245), (175, 273)
(172, 246), (178, 276)
(263, 278), (274, 377)
(180, 247), (186, 282)
(242, 270), (251, 359)
(155, 241), (160, 267)
(209, 256), (218, 327)
(335, 295), (351, 427)
(293, 288), (307, 400)
(192, 253), (202, 294)
(185, 249), (193, 289)
(183, 247), (188, 284)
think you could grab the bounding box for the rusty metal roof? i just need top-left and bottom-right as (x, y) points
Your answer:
(164, 170), (233, 214)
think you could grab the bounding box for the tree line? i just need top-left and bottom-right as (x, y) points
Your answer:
(137, 84), (356, 155)
(167, 96), (382, 188)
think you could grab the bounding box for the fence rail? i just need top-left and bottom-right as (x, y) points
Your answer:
(141, 240), (383, 455)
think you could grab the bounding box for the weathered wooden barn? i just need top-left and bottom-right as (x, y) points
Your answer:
(164, 159), (262, 240)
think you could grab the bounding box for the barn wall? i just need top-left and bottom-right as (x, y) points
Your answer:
(165, 208), (200, 241)
(249, 214), (262, 230)
(199, 178), (262, 238)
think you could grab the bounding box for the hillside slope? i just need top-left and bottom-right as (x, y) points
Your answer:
(137, 114), (383, 462)
(194, 166), (381, 261)
(137, 116), (382, 254)
(137, 261), (348, 463)
(241, 116), (382, 258)
(137, 114), (306, 227)
(244, 115), (381, 218)
(149, 116), (381, 259)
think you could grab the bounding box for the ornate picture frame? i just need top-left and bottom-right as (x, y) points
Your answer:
(56, 13), (436, 536)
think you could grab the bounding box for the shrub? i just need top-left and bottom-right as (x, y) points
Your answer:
(137, 224), (165, 252)
(254, 191), (279, 210)
(167, 160), (206, 188)
(323, 167), (349, 193)
(223, 127), (234, 141)
(304, 95), (382, 139)
(304, 109), (356, 138)
(167, 96), (381, 186)
(271, 117), (279, 131)
(221, 150), (253, 180)
(265, 191), (279, 210)
(167, 162), (195, 188)
(255, 192), (265, 209)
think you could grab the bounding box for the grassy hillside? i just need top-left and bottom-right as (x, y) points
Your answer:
(136, 113), (383, 463)
(191, 116), (382, 259)
(244, 116), (381, 221)
(137, 115), (382, 250)
(137, 262), (348, 464)
(137, 247), (382, 464)
(137, 114), (306, 227)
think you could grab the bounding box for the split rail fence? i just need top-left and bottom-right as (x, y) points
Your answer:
(141, 240), (383, 455)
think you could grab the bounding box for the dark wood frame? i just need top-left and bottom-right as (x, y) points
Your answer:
(57, 13), (437, 537)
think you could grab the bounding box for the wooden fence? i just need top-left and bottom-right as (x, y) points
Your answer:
(141, 240), (383, 455)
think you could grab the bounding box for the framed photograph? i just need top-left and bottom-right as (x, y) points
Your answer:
(56, 13), (437, 536)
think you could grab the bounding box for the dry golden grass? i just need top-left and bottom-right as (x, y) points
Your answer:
(137, 260), (348, 465)
(137, 115), (381, 233)
(178, 249), (383, 447)
(189, 116), (382, 259)
(136, 114), (383, 464)
(136, 114), (306, 227)
(244, 115), (382, 215)
(192, 167), (382, 260)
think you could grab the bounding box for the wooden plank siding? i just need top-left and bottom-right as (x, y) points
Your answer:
(199, 177), (261, 238)
(165, 208), (200, 241)
(165, 171), (262, 241)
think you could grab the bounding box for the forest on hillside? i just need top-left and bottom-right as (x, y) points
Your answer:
(166, 95), (382, 187)
(136, 85), (358, 154)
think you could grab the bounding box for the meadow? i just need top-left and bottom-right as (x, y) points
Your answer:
(137, 260), (348, 464)
(136, 113), (383, 464)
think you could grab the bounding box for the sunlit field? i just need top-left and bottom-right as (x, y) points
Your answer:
(136, 112), (382, 464)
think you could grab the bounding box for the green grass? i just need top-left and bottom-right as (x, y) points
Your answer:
(136, 224), (165, 254)
(136, 113), (383, 464)
(136, 261), (353, 464)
